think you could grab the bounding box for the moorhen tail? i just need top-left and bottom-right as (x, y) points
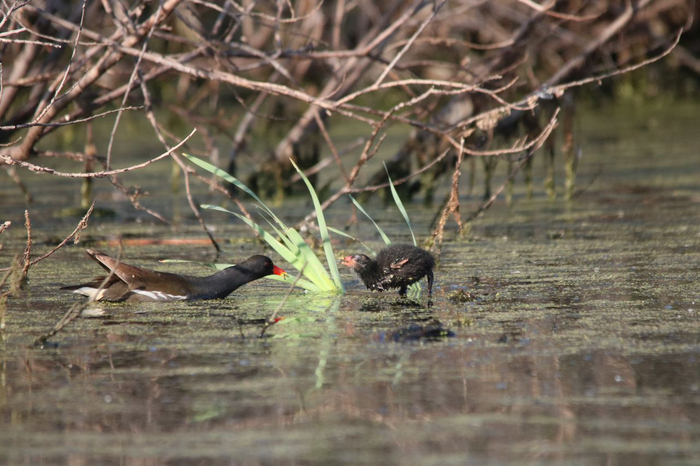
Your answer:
(61, 249), (287, 302)
(342, 244), (435, 297)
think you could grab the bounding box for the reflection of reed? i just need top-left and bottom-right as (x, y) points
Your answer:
(3, 297), (700, 464)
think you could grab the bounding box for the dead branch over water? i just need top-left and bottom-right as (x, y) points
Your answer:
(0, 0), (693, 245)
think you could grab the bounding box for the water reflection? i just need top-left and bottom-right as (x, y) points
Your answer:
(2, 291), (699, 465)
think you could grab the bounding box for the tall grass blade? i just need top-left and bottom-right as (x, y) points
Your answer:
(384, 163), (416, 246)
(327, 227), (375, 255)
(186, 154), (277, 219)
(290, 159), (344, 292)
(348, 195), (392, 246)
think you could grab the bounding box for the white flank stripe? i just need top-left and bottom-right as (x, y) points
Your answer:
(73, 287), (107, 301)
(131, 289), (187, 301)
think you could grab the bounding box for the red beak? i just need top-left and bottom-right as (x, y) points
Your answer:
(341, 256), (355, 267)
(273, 265), (288, 277)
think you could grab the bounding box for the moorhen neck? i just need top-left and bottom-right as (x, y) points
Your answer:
(342, 244), (435, 297)
(61, 249), (287, 302)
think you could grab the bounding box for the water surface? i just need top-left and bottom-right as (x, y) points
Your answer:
(1, 101), (699, 465)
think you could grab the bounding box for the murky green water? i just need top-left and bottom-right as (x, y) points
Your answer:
(1, 101), (699, 465)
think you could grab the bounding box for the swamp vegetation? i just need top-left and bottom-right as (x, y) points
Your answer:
(1, 0), (700, 464)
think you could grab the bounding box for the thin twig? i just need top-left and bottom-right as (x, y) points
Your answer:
(0, 106), (144, 130)
(372, 0), (445, 87)
(105, 0), (164, 169)
(0, 129), (196, 177)
(430, 138), (465, 251)
(313, 111), (350, 183)
(21, 210), (31, 278)
(34, 245), (123, 346)
(135, 69), (220, 251)
(30, 0), (88, 125)
(0, 202), (95, 273)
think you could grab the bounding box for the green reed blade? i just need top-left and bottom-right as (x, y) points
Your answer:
(384, 162), (416, 246)
(348, 195), (392, 246)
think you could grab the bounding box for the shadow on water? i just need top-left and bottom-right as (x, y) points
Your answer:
(1, 102), (700, 464)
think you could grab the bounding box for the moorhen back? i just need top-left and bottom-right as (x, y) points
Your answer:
(61, 249), (287, 302)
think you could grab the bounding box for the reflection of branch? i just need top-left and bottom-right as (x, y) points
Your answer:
(0, 129), (196, 178)
(465, 108), (561, 223)
(259, 264), (307, 338)
(34, 245), (123, 347)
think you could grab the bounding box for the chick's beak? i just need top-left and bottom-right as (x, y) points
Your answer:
(273, 265), (288, 278)
(341, 256), (355, 267)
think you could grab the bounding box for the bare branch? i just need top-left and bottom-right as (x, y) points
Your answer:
(0, 129), (197, 178)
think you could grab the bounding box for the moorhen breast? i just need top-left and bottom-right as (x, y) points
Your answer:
(61, 249), (287, 302)
(342, 244), (435, 297)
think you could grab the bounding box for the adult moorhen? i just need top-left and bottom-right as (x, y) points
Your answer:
(61, 249), (287, 302)
(342, 244), (435, 297)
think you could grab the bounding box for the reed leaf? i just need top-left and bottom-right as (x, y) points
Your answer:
(327, 227), (375, 255)
(384, 163), (416, 246)
(290, 159), (344, 292)
(348, 195), (392, 246)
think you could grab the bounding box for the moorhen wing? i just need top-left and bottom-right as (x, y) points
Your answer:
(342, 244), (435, 297)
(61, 249), (287, 302)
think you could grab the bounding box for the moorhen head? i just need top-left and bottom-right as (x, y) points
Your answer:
(61, 249), (287, 302)
(342, 244), (435, 297)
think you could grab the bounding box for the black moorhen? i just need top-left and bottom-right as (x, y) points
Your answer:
(342, 244), (435, 297)
(61, 249), (287, 302)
